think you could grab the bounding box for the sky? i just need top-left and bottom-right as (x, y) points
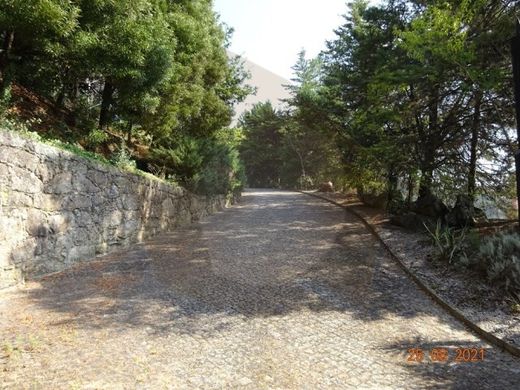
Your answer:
(213, 0), (349, 80)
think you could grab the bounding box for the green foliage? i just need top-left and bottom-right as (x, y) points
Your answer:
(151, 137), (204, 184)
(317, 0), (515, 206)
(424, 220), (520, 297)
(85, 128), (108, 148)
(0, 0), (80, 94)
(239, 55), (344, 190)
(148, 129), (246, 196)
(281, 50), (344, 189)
(472, 233), (520, 296)
(0, 0), (79, 37)
(195, 139), (245, 196)
(0, 116), (40, 136)
(239, 102), (284, 188)
(0, 0), (253, 195)
(0, 85), (10, 117)
(0, 116), (111, 165)
(425, 221), (469, 265)
(111, 142), (136, 171)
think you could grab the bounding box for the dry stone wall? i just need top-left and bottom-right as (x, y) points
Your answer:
(0, 130), (230, 289)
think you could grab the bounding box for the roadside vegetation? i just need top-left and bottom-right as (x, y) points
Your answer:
(239, 0), (520, 301)
(0, 0), (253, 196)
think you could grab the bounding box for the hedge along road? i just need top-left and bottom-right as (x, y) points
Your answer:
(0, 189), (519, 389)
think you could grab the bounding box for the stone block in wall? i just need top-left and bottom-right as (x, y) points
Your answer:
(96, 242), (108, 255)
(66, 245), (96, 265)
(73, 172), (99, 193)
(33, 193), (59, 211)
(9, 165), (43, 194)
(54, 234), (74, 260)
(121, 195), (139, 211)
(107, 210), (123, 228)
(34, 161), (53, 182)
(177, 210), (191, 226)
(38, 147), (61, 166)
(161, 197), (177, 218)
(0, 161), (9, 182)
(10, 237), (37, 265)
(114, 174), (131, 189)
(92, 194), (108, 208)
(86, 169), (109, 188)
(4, 191), (33, 208)
(0, 246), (10, 268)
(26, 209), (49, 237)
(48, 213), (71, 234)
(107, 183), (120, 199)
(46, 172), (73, 194)
(63, 194), (92, 211)
(5, 147), (40, 172)
(34, 236), (50, 256)
(0, 211), (27, 244)
(122, 218), (139, 234)
(72, 210), (94, 229)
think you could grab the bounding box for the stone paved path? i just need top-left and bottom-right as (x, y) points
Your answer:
(1, 190), (519, 389)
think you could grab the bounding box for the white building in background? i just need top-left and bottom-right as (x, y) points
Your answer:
(229, 52), (291, 124)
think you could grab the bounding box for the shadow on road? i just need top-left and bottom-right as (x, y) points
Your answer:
(2, 189), (519, 388)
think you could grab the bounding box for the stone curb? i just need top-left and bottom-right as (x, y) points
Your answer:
(301, 190), (520, 359)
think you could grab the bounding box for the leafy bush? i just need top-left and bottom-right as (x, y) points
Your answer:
(149, 131), (246, 196)
(149, 138), (204, 185)
(472, 233), (520, 295)
(194, 139), (245, 196)
(0, 116), (38, 135)
(0, 86), (12, 117)
(297, 174), (313, 190)
(111, 142), (136, 171)
(425, 221), (470, 264)
(85, 128), (109, 148)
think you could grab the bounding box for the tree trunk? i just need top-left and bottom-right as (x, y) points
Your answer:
(71, 80), (79, 103)
(286, 134), (306, 182)
(419, 132), (435, 193)
(407, 171), (414, 207)
(420, 151), (434, 192)
(419, 86), (439, 192)
(386, 167), (398, 210)
(99, 80), (114, 129)
(0, 31), (15, 89)
(56, 84), (66, 108)
(468, 89), (482, 201)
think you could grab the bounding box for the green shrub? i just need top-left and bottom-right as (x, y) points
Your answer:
(425, 221), (470, 265)
(149, 131), (246, 196)
(0, 116), (37, 135)
(111, 142), (136, 171)
(85, 128), (109, 148)
(473, 232), (520, 295)
(0, 86), (12, 117)
(195, 140), (245, 196)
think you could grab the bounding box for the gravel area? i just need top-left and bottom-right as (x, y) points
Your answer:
(1, 189), (520, 389)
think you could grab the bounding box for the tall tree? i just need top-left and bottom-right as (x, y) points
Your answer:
(239, 102), (284, 188)
(282, 50), (343, 188)
(0, 0), (79, 91)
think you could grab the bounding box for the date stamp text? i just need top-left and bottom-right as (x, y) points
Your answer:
(407, 348), (485, 363)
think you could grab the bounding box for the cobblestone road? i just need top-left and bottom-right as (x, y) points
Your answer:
(1, 190), (519, 389)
